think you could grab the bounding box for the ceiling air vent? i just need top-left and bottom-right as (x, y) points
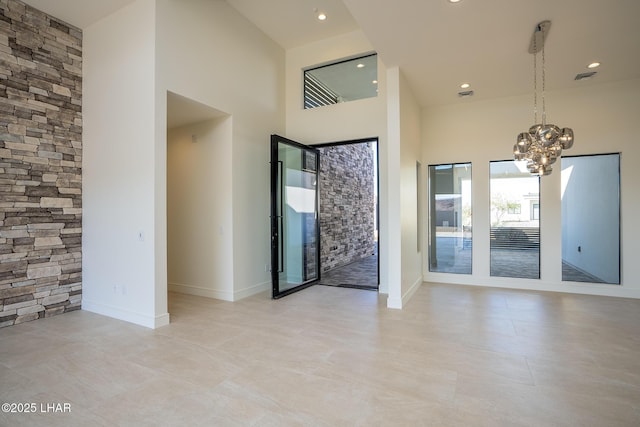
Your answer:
(458, 90), (474, 98)
(575, 71), (597, 81)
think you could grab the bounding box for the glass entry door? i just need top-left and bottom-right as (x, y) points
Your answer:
(270, 135), (320, 298)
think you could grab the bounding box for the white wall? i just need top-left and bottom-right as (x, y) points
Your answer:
(83, 0), (167, 328)
(385, 67), (402, 306)
(83, 0), (285, 328)
(398, 70), (423, 305)
(422, 79), (640, 298)
(155, 0), (285, 304)
(166, 117), (234, 299)
(284, 30), (397, 298)
(386, 67), (423, 308)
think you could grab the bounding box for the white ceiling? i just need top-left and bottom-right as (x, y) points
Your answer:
(341, 0), (640, 107)
(21, 0), (640, 108)
(166, 92), (227, 130)
(226, 0), (359, 49)
(19, 0), (137, 29)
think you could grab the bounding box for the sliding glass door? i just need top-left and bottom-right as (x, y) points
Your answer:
(270, 135), (320, 298)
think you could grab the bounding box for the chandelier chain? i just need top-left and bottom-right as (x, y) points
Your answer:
(541, 27), (546, 125)
(533, 31), (538, 124)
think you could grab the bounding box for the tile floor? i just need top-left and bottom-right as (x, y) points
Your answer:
(319, 251), (378, 290)
(1, 283), (640, 426)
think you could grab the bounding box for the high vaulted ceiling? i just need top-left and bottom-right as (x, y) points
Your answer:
(18, 0), (137, 29)
(21, 0), (640, 108)
(342, 0), (640, 107)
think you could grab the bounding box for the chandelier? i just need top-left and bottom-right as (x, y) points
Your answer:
(514, 21), (574, 176)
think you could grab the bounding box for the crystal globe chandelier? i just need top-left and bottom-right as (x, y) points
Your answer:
(514, 21), (574, 176)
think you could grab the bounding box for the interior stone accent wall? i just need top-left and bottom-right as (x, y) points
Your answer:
(318, 143), (375, 272)
(0, 0), (82, 327)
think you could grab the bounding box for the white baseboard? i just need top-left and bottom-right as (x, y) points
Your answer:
(387, 275), (423, 309)
(423, 273), (640, 299)
(168, 281), (271, 302)
(82, 300), (169, 329)
(233, 281), (270, 300)
(168, 282), (233, 301)
(402, 276), (423, 306)
(387, 295), (402, 309)
(154, 313), (170, 328)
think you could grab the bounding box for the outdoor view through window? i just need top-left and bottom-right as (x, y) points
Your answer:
(561, 154), (620, 284)
(428, 163), (472, 274)
(490, 161), (540, 279)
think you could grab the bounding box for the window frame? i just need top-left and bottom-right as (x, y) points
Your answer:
(561, 152), (621, 284)
(427, 161), (473, 275)
(489, 159), (541, 280)
(303, 53), (378, 110)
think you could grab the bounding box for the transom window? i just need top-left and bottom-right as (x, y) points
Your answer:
(303, 54), (378, 109)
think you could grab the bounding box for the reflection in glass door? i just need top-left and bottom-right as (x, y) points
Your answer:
(270, 135), (320, 298)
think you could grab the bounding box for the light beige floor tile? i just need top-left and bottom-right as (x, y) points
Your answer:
(1, 283), (639, 426)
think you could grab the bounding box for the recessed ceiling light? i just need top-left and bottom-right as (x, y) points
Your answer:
(587, 62), (601, 69)
(448, 0), (462, 3)
(357, 63), (365, 68)
(317, 12), (327, 21)
(460, 83), (470, 89)
(372, 80), (378, 84)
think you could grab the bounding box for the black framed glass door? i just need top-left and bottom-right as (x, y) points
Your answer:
(270, 135), (320, 298)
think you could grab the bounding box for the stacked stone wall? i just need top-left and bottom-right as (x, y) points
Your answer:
(0, 0), (82, 327)
(318, 143), (375, 272)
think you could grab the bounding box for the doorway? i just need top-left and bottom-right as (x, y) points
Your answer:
(166, 92), (232, 302)
(270, 135), (379, 298)
(315, 139), (379, 291)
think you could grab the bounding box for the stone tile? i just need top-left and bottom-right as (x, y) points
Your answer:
(0, 0), (82, 329)
(26, 264), (62, 279)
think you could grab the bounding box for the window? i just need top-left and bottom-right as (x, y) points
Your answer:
(428, 163), (472, 274)
(490, 160), (540, 279)
(508, 204), (522, 214)
(531, 203), (539, 220)
(561, 154), (620, 284)
(304, 54), (378, 109)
